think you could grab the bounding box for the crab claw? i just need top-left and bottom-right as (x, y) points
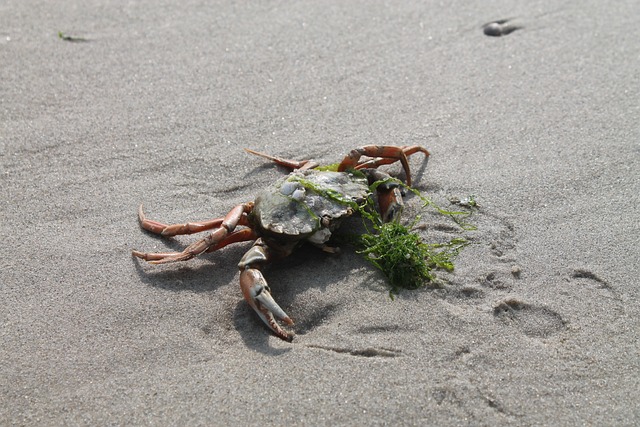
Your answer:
(240, 269), (294, 341)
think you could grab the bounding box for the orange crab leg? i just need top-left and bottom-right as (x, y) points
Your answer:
(244, 148), (319, 171)
(339, 145), (417, 185)
(354, 145), (430, 171)
(139, 204), (221, 236)
(133, 228), (258, 261)
(206, 228), (258, 252)
(132, 202), (254, 264)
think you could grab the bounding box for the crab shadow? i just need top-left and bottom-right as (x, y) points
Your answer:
(132, 240), (249, 293)
(132, 235), (359, 354)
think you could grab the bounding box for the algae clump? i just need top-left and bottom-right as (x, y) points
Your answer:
(357, 220), (469, 294)
(352, 179), (474, 295)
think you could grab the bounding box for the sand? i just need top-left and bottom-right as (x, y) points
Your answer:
(2, 0), (639, 425)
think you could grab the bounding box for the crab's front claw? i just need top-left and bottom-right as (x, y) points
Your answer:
(240, 269), (294, 341)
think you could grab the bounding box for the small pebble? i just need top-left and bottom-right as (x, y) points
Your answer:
(511, 265), (522, 278)
(484, 22), (503, 37)
(483, 20), (521, 37)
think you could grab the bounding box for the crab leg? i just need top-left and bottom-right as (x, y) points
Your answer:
(244, 148), (319, 171)
(238, 239), (294, 341)
(132, 203), (254, 264)
(339, 145), (423, 186)
(134, 228), (258, 261)
(137, 204), (250, 236)
(354, 145), (430, 171)
(206, 228), (258, 252)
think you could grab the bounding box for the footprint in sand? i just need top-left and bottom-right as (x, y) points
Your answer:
(427, 201), (570, 339)
(559, 268), (626, 328)
(437, 204), (522, 299)
(493, 298), (567, 338)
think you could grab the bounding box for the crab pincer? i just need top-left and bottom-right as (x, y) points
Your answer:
(240, 269), (294, 341)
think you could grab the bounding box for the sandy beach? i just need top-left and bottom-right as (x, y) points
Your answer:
(2, 0), (639, 425)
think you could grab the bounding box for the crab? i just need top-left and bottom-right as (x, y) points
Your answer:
(132, 145), (430, 341)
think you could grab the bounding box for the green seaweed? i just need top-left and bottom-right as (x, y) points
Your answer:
(352, 179), (474, 295)
(356, 220), (469, 295)
(287, 174), (362, 210)
(292, 168), (475, 294)
(58, 31), (88, 42)
(314, 163), (340, 172)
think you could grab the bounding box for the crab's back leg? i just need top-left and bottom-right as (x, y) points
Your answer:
(135, 228), (258, 262)
(137, 204), (250, 236)
(205, 228), (257, 252)
(355, 145), (430, 171)
(338, 145), (428, 186)
(132, 202), (254, 264)
(244, 148), (319, 171)
(238, 239), (294, 341)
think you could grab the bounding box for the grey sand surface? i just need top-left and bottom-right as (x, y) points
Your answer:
(2, 1), (639, 425)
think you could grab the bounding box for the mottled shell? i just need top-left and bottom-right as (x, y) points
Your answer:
(252, 170), (370, 239)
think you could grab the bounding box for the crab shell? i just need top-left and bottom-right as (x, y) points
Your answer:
(250, 170), (371, 245)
